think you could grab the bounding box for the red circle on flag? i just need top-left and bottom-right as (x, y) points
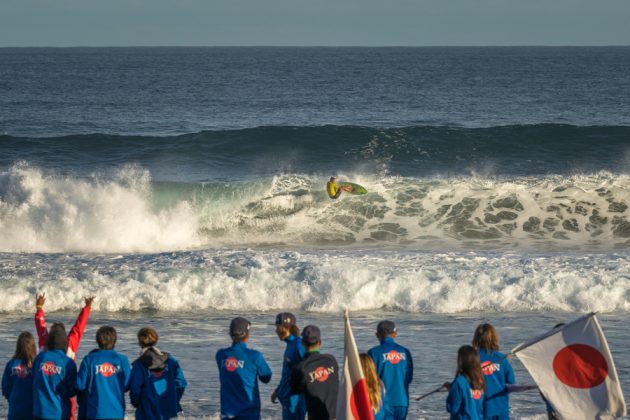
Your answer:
(552, 344), (608, 389)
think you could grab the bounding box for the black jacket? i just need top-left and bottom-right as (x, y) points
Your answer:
(291, 351), (339, 420)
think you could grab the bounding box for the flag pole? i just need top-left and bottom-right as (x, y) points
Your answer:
(415, 385), (446, 401)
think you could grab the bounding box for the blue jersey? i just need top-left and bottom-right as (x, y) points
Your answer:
(129, 348), (187, 420)
(2, 359), (34, 420)
(32, 349), (77, 419)
(478, 349), (515, 418)
(77, 349), (131, 419)
(277, 335), (305, 410)
(368, 337), (413, 408)
(446, 375), (484, 420)
(216, 341), (272, 418)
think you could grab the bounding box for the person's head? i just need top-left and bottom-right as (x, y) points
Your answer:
(13, 331), (37, 367)
(230, 317), (251, 344)
(472, 323), (499, 351)
(456, 345), (484, 391)
(301, 325), (321, 350)
(376, 320), (397, 341)
(96, 326), (117, 350)
(359, 353), (382, 413)
(274, 312), (300, 340)
(329, 176), (336, 182)
(47, 323), (68, 352)
(137, 327), (159, 348)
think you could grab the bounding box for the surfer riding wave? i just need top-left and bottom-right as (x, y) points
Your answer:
(326, 177), (353, 199)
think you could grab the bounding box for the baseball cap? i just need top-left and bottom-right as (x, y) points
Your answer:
(377, 320), (397, 335)
(274, 312), (297, 326)
(301, 325), (321, 345)
(230, 317), (251, 336)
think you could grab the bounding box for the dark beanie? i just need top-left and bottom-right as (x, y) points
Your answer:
(47, 328), (68, 351)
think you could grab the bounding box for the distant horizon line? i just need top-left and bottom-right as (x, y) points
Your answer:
(1, 44), (630, 49)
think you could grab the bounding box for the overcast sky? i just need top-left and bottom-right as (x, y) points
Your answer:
(1, 0), (629, 47)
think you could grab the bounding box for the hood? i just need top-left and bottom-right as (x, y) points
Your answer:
(137, 346), (169, 371)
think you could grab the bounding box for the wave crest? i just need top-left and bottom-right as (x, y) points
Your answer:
(1, 165), (629, 252)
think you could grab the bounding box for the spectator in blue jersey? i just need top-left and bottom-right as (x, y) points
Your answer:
(32, 324), (78, 419)
(77, 326), (131, 420)
(2, 331), (37, 420)
(129, 327), (187, 420)
(271, 312), (306, 420)
(445, 345), (485, 420)
(472, 324), (515, 420)
(216, 317), (273, 419)
(368, 320), (413, 420)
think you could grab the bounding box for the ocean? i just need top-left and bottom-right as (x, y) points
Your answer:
(1, 47), (629, 418)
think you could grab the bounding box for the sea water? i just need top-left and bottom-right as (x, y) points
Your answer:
(1, 47), (629, 418)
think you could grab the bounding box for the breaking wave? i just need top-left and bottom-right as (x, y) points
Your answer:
(1, 164), (629, 252)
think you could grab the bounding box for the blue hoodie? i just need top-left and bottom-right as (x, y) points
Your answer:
(216, 341), (272, 418)
(446, 375), (484, 420)
(77, 349), (131, 419)
(276, 335), (306, 413)
(129, 347), (187, 420)
(2, 359), (34, 420)
(33, 349), (77, 419)
(368, 337), (413, 408)
(478, 349), (515, 418)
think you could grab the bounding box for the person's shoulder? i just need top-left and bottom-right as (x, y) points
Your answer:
(216, 347), (230, 357)
(395, 341), (411, 353)
(166, 353), (180, 364)
(486, 349), (507, 362)
(245, 346), (264, 357)
(452, 374), (468, 390)
(4, 358), (17, 370)
(368, 344), (382, 355)
(111, 349), (130, 363)
(320, 353), (338, 364)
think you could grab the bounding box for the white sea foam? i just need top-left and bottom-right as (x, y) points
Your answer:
(0, 164), (203, 253)
(0, 250), (628, 314)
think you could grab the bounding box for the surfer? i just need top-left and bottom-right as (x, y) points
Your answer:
(326, 177), (353, 199)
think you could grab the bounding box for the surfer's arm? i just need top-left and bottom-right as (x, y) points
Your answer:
(35, 293), (48, 351)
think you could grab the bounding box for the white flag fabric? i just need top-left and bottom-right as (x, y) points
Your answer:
(513, 313), (626, 419)
(336, 311), (374, 420)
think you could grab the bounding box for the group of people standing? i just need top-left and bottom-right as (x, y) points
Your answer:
(216, 313), (413, 420)
(1, 294), (545, 420)
(2, 295), (187, 420)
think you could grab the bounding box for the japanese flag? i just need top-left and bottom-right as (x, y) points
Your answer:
(336, 311), (374, 420)
(513, 313), (626, 419)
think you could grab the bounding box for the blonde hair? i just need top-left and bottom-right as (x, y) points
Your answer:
(359, 353), (383, 413)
